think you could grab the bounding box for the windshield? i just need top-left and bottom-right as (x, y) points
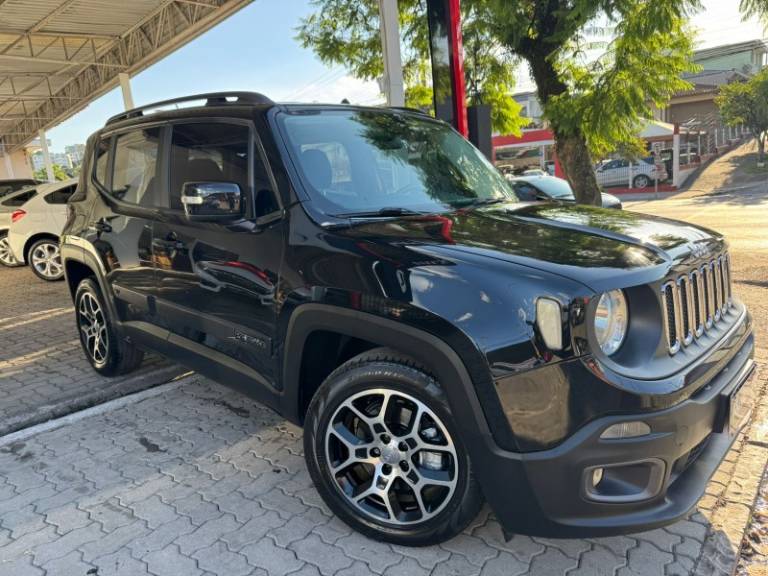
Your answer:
(530, 177), (574, 199)
(279, 109), (516, 216)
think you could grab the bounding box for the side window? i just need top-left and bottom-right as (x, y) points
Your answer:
(44, 185), (77, 205)
(94, 137), (110, 187)
(111, 128), (161, 206)
(169, 123), (250, 211)
(512, 182), (538, 201)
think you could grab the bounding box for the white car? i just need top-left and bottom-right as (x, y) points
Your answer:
(5, 179), (78, 281)
(0, 187), (41, 266)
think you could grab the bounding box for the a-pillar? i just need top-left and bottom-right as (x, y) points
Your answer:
(119, 72), (135, 111)
(378, 0), (405, 107)
(39, 129), (54, 183)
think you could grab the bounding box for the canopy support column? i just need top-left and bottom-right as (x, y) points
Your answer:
(39, 129), (54, 183)
(119, 72), (135, 110)
(379, 0), (405, 107)
(1, 141), (13, 179)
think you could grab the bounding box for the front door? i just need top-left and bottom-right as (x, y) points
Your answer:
(152, 121), (284, 386)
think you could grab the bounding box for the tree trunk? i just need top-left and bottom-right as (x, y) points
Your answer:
(526, 50), (603, 206)
(757, 131), (766, 164)
(555, 132), (603, 206)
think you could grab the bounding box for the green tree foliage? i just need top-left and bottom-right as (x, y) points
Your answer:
(478, 0), (699, 204)
(296, 0), (526, 136)
(33, 164), (69, 182)
(740, 0), (768, 23)
(716, 70), (768, 164)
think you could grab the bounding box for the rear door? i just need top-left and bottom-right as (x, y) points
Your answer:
(87, 126), (163, 325)
(151, 120), (285, 387)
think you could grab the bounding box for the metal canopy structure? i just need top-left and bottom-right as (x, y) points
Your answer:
(0, 0), (253, 152)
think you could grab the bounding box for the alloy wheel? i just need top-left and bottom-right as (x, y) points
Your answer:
(634, 175), (650, 189)
(78, 292), (108, 365)
(0, 237), (16, 266)
(31, 242), (62, 279)
(324, 388), (458, 526)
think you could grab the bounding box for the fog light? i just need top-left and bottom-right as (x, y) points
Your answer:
(419, 451), (443, 471)
(592, 467), (604, 487)
(600, 421), (651, 439)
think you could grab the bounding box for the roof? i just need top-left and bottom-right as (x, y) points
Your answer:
(693, 39), (768, 62)
(0, 0), (254, 152)
(681, 69), (750, 88)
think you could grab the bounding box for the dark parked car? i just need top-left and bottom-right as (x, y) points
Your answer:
(0, 178), (40, 198)
(62, 93), (756, 546)
(510, 174), (623, 209)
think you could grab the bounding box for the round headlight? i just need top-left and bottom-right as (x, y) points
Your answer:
(594, 290), (628, 356)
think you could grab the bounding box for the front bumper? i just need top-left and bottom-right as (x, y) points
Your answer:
(472, 317), (757, 537)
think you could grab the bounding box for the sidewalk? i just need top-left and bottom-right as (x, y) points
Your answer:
(0, 266), (185, 437)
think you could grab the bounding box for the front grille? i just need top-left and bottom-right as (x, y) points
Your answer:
(661, 253), (733, 355)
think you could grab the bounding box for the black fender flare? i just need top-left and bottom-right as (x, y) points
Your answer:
(280, 303), (499, 447)
(61, 241), (122, 334)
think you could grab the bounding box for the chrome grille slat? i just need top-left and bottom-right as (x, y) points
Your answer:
(661, 252), (732, 355)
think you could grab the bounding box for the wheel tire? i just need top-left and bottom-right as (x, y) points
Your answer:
(28, 238), (64, 281)
(75, 278), (144, 377)
(304, 347), (483, 546)
(0, 233), (19, 267)
(633, 175), (650, 189)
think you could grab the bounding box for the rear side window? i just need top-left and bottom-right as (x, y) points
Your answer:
(1, 189), (37, 207)
(94, 138), (110, 187)
(44, 185), (77, 205)
(169, 122), (251, 211)
(111, 128), (161, 206)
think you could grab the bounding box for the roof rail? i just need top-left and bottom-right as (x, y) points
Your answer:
(105, 92), (274, 126)
(389, 106), (432, 117)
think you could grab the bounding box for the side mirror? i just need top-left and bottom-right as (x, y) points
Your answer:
(181, 182), (242, 221)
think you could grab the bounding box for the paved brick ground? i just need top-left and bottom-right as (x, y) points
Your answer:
(0, 266), (184, 436)
(0, 376), (739, 576)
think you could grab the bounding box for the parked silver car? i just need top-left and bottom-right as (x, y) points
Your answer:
(510, 174), (622, 209)
(595, 158), (667, 189)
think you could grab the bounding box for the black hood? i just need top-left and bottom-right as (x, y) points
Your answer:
(334, 203), (725, 293)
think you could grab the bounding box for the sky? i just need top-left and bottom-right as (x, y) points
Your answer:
(45, 0), (765, 152)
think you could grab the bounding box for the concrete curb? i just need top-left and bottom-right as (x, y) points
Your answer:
(0, 363), (188, 438)
(0, 372), (199, 448)
(694, 365), (768, 576)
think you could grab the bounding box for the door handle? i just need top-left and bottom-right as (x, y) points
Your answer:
(163, 231), (187, 252)
(94, 218), (112, 234)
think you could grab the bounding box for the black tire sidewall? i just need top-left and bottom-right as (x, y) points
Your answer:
(74, 278), (121, 375)
(634, 175), (650, 189)
(304, 359), (480, 546)
(28, 239), (63, 281)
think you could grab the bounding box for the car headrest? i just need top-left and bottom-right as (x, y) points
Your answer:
(301, 149), (333, 190)
(186, 158), (224, 183)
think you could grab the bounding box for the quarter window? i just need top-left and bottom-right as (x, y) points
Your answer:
(94, 137), (110, 187)
(1, 189), (37, 207)
(44, 185), (77, 205)
(111, 128), (161, 206)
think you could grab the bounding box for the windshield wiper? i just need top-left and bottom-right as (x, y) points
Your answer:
(453, 197), (508, 208)
(332, 207), (428, 218)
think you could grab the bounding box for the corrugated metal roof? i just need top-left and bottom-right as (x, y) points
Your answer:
(0, 0), (254, 150)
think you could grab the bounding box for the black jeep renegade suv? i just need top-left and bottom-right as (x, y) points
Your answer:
(62, 92), (756, 545)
